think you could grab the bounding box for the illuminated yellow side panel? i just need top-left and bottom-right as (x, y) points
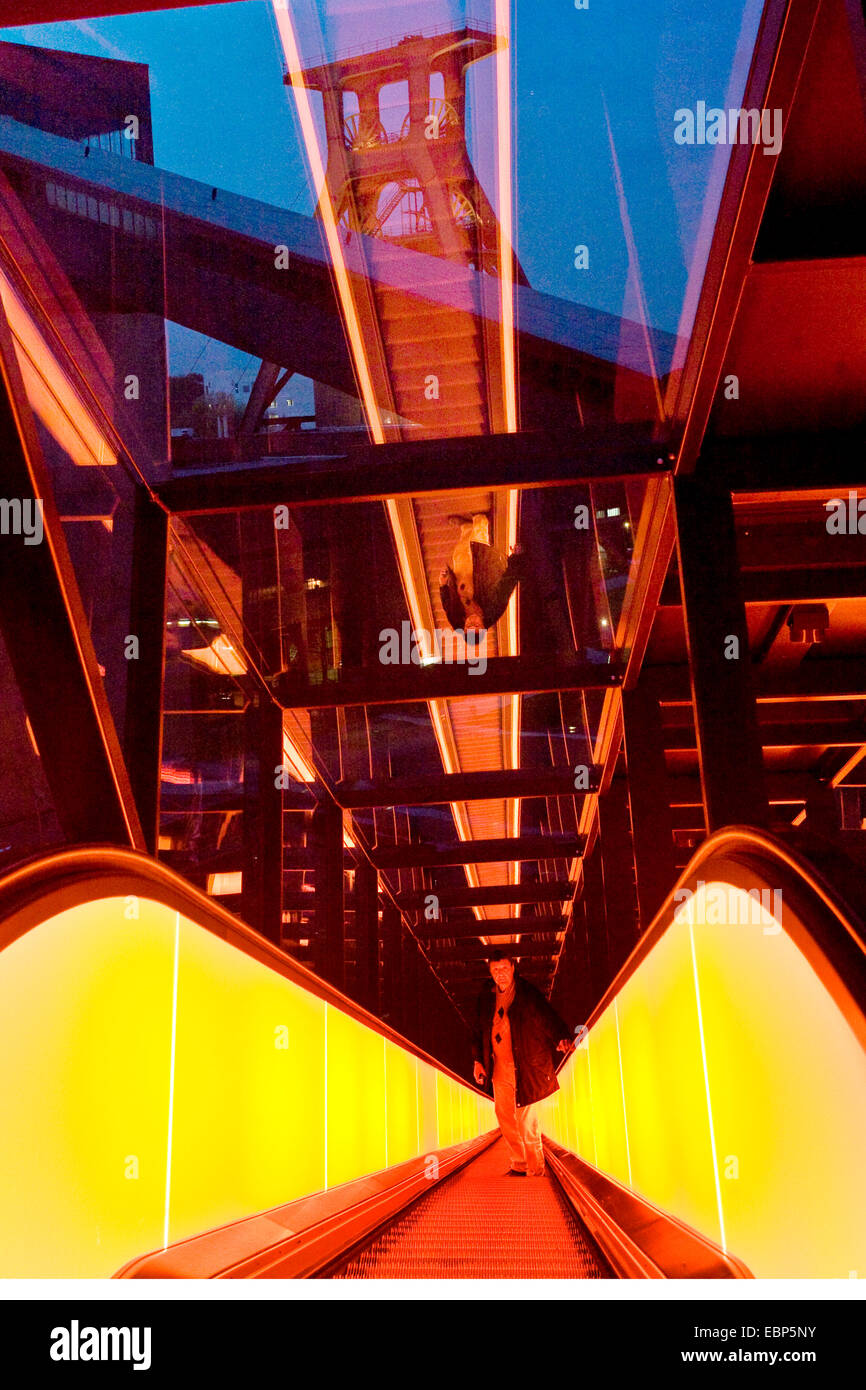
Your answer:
(461, 1082), (483, 1142)
(615, 915), (719, 1236)
(585, 1006), (630, 1184)
(560, 1071), (578, 1154)
(417, 1063), (440, 1153)
(693, 885), (866, 1278)
(474, 1092), (486, 1139)
(0, 898), (174, 1277)
(538, 878), (866, 1277)
(325, 1006), (387, 1188)
(458, 1079), (470, 1141)
(451, 1084), (462, 1143)
(536, 1071), (569, 1149)
(435, 1072), (456, 1148)
(465, 1085), (479, 1141)
(384, 1041), (420, 1168)
(448, 1076), (462, 1144)
(0, 892), (496, 1277)
(572, 1043), (595, 1161)
(459, 1084), (477, 1142)
(556, 1073), (575, 1150)
(169, 920), (327, 1245)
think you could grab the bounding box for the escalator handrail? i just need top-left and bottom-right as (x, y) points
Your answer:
(0, 841), (487, 1097)
(581, 824), (866, 1045)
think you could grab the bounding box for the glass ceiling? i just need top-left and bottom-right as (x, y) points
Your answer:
(0, 0), (768, 967)
(0, 0), (765, 448)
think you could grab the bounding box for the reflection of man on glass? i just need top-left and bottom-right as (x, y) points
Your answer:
(472, 951), (574, 1178)
(438, 513), (525, 635)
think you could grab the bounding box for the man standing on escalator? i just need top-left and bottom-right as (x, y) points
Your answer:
(472, 951), (575, 1178)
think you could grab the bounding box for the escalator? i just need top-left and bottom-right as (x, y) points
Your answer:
(1, 825), (865, 1279)
(326, 1138), (613, 1279)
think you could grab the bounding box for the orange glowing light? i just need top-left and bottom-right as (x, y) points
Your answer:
(494, 0), (518, 435)
(273, 2), (385, 444)
(207, 872), (242, 897)
(183, 635), (246, 678)
(0, 267), (117, 468)
(282, 729), (316, 785)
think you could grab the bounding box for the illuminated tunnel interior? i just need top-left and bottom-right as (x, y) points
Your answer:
(1, 829), (864, 1280)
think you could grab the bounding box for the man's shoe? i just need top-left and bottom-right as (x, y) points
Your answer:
(506, 1169), (527, 1177)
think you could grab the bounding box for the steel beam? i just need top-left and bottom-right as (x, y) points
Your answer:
(429, 941), (558, 963)
(310, 802), (345, 990)
(370, 834), (581, 869)
(581, 838), (611, 1003)
(597, 777), (639, 977)
(660, 566), (866, 608)
(664, 721), (866, 750)
(276, 657), (623, 709)
(667, 773), (819, 807)
(123, 488), (168, 854)
(622, 686), (676, 928)
(645, 659), (866, 705)
(674, 475), (768, 829)
(705, 427), (866, 493)
(241, 697), (285, 946)
(352, 861), (380, 1015)
(157, 425), (662, 513)
(397, 881), (573, 911)
(381, 904), (402, 1032)
(336, 767), (600, 809)
(420, 916), (566, 940)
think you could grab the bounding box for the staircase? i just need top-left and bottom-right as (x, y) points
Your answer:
(374, 283), (489, 438)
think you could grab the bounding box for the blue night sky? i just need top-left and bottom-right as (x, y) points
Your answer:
(1, 0), (762, 353)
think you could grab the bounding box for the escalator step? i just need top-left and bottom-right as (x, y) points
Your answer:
(330, 1140), (612, 1279)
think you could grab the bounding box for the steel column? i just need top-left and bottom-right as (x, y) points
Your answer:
(311, 801), (345, 990)
(124, 488), (168, 854)
(674, 476), (769, 831)
(353, 859), (380, 1014)
(622, 684), (677, 927)
(241, 697), (284, 945)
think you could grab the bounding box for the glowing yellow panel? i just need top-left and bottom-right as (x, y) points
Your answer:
(584, 1005), (630, 1184)
(452, 1081), (466, 1144)
(325, 1005), (387, 1189)
(615, 914), (719, 1236)
(417, 1062), (439, 1154)
(560, 1077), (576, 1154)
(436, 1072), (458, 1148)
(385, 1040), (420, 1168)
(693, 882), (866, 1277)
(0, 889), (496, 1277)
(536, 1075), (566, 1147)
(539, 873), (866, 1278)
(569, 1043), (595, 1162)
(0, 897), (174, 1277)
(168, 920), (327, 1244)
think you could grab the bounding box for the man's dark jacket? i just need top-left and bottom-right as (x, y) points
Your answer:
(440, 543), (527, 633)
(472, 974), (572, 1107)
